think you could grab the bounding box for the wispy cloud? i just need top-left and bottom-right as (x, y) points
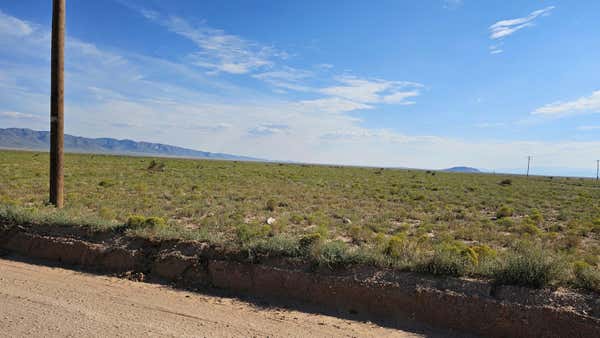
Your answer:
(489, 45), (503, 54)
(139, 13), (285, 75)
(320, 76), (422, 106)
(252, 67), (314, 92)
(295, 97), (372, 114)
(489, 6), (554, 39)
(532, 90), (600, 117)
(0, 111), (38, 119)
(248, 124), (290, 137)
(488, 6), (554, 54)
(0, 10), (34, 37)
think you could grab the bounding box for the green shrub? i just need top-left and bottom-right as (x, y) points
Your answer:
(147, 160), (165, 171)
(145, 217), (167, 228)
(266, 199), (277, 212)
(529, 209), (543, 225)
(126, 215), (168, 230)
(315, 240), (355, 268)
(315, 223), (329, 238)
(98, 180), (114, 187)
(496, 206), (514, 218)
(299, 233), (322, 253)
(349, 225), (372, 243)
(413, 194), (426, 201)
(417, 242), (473, 277)
(236, 223), (271, 244)
(497, 217), (513, 227)
(471, 245), (499, 275)
(125, 215), (147, 228)
(573, 261), (600, 293)
(289, 214), (304, 224)
(493, 242), (565, 288)
(591, 219), (600, 233)
(472, 244), (497, 259)
(384, 234), (418, 263)
(269, 217), (287, 235)
(0, 205), (33, 225)
(252, 235), (299, 257)
(520, 219), (542, 236)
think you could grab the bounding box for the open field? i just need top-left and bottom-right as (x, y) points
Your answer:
(1, 150), (599, 292)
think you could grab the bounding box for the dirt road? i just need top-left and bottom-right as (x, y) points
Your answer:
(0, 258), (460, 337)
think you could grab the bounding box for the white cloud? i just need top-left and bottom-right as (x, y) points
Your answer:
(321, 128), (418, 143)
(532, 90), (600, 117)
(248, 124), (290, 136)
(320, 76), (422, 105)
(489, 45), (503, 55)
(489, 6), (554, 40)
(0, 111), (37, 119)
(142, 14), (283, 75)
(0, 10), (34, 37)
(295, 97), (372, 114)
(252, 67), (314, 92)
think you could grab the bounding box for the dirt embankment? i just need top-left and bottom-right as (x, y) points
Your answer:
(1, 224), (599, 338)
(2, 258), (439, 337)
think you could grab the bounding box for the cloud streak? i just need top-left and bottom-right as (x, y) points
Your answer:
(489, 6), (554, 40)
(488, 6), (554, 54)
(532, 90), (600, 117)
(320, 76), (422, 106)
(141, 12), (285, 75)
(0, 111), (38, 119)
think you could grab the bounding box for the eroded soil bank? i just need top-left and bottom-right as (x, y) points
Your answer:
(1, 224), (599, 338)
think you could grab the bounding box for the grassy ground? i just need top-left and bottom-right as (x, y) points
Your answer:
(1, 150), (599, 291)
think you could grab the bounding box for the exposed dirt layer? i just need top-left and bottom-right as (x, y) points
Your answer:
(0, 258), (447, 338)
(1, 225), (599, 338)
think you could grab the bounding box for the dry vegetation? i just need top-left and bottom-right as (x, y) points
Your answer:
(1, 150), (599, 292)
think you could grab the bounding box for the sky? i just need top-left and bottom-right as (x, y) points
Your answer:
(0, 0), (599, 176)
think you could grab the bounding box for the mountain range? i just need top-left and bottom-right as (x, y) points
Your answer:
(0, 128), (262, 161)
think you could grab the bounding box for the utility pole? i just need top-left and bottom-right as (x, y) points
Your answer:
(50, 0), (65, 208)
(526, 156), (531, 178)
(596, 160), (599, 183)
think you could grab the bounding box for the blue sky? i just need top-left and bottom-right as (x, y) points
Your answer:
(1, 0), (599, 176)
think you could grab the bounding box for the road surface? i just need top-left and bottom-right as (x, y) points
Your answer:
(0, 257), (459, 337)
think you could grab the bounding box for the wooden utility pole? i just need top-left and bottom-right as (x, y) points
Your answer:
(50, 0), (65, 208)
(596, 160), (599, 183)
(526, 156), (531, 177)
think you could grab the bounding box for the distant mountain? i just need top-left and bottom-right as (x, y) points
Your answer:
(443, 166), (481, 173)
(0, 128), (263, 161)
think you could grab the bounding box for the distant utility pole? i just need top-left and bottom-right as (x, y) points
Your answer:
(526, 156), (531, 177)
(596, 160), (599, 183)
(50, 0), (65, 208)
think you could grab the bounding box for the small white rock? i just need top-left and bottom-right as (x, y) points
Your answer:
(342, 217), (352, 225)
(267, 217), (276, 225)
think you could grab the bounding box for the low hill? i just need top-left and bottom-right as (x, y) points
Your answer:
(442, 166), (481, 173)
(0, 128), (262, 161)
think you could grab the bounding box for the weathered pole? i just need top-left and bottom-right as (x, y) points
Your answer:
(526, 156), (531, 177)
(50, 0), (65, 208)
(596, 160), (599, 183)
